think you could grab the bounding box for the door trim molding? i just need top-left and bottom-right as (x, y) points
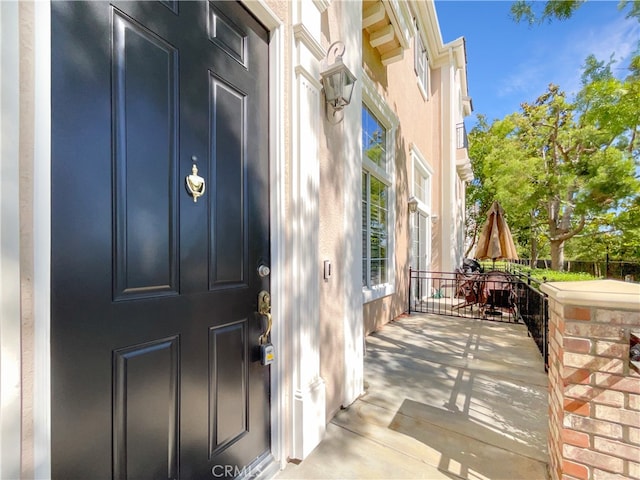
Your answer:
(32, 1), (51, 478)
(31, 2), (51, 478)
(239, 0), (287, 470)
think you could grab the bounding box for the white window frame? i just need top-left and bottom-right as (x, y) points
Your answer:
(361, 71), (398, 304)
(410, 143), (433, 252)
(411, 144), (433, 214)
(410, 145), (433, 301)
(413, 20), (429, 100)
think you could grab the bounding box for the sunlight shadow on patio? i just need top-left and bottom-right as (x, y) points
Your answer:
(277, 314), (549, 480)
(389, 398), (547, 479)
(360, 313), (549, 478)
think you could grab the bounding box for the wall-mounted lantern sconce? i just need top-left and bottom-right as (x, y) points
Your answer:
(320, 41), (357, 123)
(408, 196), (419, 213)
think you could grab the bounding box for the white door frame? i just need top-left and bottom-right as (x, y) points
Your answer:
(0, 2), (25, 478)
(242, 0), (287, 471)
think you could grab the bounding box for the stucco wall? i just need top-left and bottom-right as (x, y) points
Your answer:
(361, 20), (447, 335)
(318, 3), (346, 419)
(318, 0), (364, 422)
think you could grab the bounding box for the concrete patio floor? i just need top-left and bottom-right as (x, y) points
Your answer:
(275, 313), (549, 480)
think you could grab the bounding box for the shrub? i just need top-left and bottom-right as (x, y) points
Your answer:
(511, 265), (598, 282)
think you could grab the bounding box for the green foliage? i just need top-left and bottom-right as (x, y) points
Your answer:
(365, 134), (385, 167)
(511, 0), (640, 25)
(619, 0), (640, 21)
(480, 261), (598, 281)
(510, 0), (585, 25)
(512, 265), (598, 282)
(467, 72), (640, 269)
(616, 198), (640, 258)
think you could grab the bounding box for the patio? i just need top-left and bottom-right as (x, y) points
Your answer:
(276, 313), (549, 479)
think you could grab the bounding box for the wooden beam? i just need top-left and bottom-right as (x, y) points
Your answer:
(362, 1), (385, 29)
(369, 24), (395, 48)
(381, 46), (404, 65)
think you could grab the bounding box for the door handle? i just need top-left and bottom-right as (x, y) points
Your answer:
(257, 290), (272, 345)
(257, 291), (274, 366)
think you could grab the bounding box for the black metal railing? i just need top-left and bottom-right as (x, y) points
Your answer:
(409, 268), (549, 369)
(510, 270), (549, 370)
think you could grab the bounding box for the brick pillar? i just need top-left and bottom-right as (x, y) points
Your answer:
(541, 280), (640, 480)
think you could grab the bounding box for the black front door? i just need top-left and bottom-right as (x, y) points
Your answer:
(51, 2), (271, 478)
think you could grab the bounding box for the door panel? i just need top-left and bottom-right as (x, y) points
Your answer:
(112, 9), (180, 300)
(209, 4), (247, 66)
(51, 2), (270, 478)
(209, 320), (248, 455)
(113, 336), (180, 479)
(210, 77), (247, 288)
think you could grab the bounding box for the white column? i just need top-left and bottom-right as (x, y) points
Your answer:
(0, 3), (23, 478)
(440, 48), (457, 273)
(290, 0), (326, 460)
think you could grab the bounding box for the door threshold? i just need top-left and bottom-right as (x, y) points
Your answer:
(240, 451), (280, 480)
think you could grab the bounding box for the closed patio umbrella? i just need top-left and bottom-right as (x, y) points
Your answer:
(474, 201), (518, 265)
(474, 201), (519, 316)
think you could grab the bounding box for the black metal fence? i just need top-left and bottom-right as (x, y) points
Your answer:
(409, 268), (549, 369)
(510, 270), (549, 370)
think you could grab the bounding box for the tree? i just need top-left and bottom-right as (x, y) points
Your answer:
(511, 0), (640, 25)
(467, 76), (640, 270)
(510, 0), (585, 25)
(463, 1), (640, 270)
(467, 115), (544, 263)
(465, 115), (498, 257)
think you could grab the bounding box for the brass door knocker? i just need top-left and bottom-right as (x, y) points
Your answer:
(186, 164), (205, 202)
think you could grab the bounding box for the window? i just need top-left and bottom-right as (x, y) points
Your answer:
(362, 106), (387, 171)
(362, 107), (389, 289)
(413, 166), (431, 206)
(411, 145), (433, 214)
(362, 171), (389, 287)
(414, 22), (429, 98)
(361, 71), (398, 302)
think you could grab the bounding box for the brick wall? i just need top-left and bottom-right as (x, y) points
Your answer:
(543, 280), (640, 480)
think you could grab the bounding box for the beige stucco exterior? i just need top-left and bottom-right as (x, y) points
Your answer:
(359, 2), (471, 336)
(1, 0), (471, 476)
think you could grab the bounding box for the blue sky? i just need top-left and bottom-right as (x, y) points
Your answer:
(435, 1), (640, 126)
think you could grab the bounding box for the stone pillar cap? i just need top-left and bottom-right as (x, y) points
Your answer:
(541, 279), (640, 310)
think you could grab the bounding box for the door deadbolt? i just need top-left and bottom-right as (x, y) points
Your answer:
(258, 290), (270, 317)
(257, 264), (270, 278)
